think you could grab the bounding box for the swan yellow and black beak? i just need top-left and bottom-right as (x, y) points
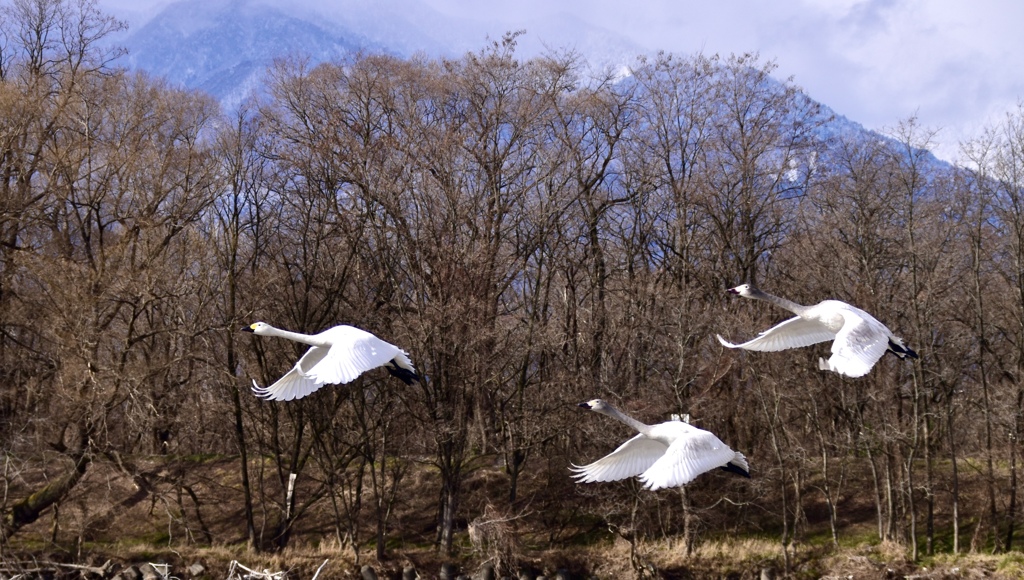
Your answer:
(578, 401), (594, 410)
(241, 325), (255, 333)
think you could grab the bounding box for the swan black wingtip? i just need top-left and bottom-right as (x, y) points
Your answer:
(385, 364), (420, 385)
(719, 462), (751, 478)
(888, 339), (919, 360)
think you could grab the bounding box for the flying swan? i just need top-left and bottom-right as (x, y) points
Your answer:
(716, 284), (918, 378)
(242, 322), (418, 401)
(570, 399), (750, 490)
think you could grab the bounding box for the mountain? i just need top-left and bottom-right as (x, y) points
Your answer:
(102, 0), (646, 107)
(99, 0), (948, 175)
(109, 0), (384, 106)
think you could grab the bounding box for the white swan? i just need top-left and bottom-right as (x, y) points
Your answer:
(570, 399), (749, 490)
(242, 322), (418, 401)
(716, 284), (918, 378)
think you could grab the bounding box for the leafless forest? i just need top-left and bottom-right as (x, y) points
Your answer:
(4, 0), (1024, 576)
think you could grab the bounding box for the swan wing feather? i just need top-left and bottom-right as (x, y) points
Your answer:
(639, 426), (739, 490)
(252, 345), (331, 401)
(306, 326), (406, 385)
(821, 309), (890, 377)
(391, 350), (416, 372)
(570, 435), (668, 484)
(717, 316), (835, 352)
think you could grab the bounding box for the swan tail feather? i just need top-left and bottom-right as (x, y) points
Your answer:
(718, 451), (750, 478)
(887, 338), (918, 360)
(719, 462), (750, 478)
(385, 361), (419, 385)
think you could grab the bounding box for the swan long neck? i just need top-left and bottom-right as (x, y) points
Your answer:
(265, 326), (330, 347)
(601, 404), (654, 437)
(750, 287), (810, 316)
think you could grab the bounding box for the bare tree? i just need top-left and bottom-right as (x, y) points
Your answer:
(2, 66), (220, 538)
(699, 53), (824, 286)
(964, 103), (1024, 552)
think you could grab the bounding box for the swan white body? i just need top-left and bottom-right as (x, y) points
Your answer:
(571, 399), (749, 490)
(717, 284), (917, 378)
(243, 322), (418, 401)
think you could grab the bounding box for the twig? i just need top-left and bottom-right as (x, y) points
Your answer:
(1, 560), (113, 577)
(311, 559), (330, 580)
(227, 560), (287, 580)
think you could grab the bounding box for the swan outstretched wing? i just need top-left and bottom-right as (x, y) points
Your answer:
(717, 316), (835, 352)
(570, 435), (667, 484)
(306, 327), (410, 385)
(819, 310), (890, 378)
(252, 345), (331, 401)
(639, 427), (738, 490)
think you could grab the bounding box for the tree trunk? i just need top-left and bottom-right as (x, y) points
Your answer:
(867, 446), (884, 541)
(924, 402), (934, 556)
(506, 448), (525, 506)
(274, 472), (298, 549)
(908, 372), (921, 561)
(231, 382), (258, 549)
(965, 224), (1001, 551)
(948, 394), (961, 554)
(1006, 389), (1022, 552)
(680, 486), (696, 556)
(884, 450), (896, 541)
(439, 477), (461, 555)
(821, 445), (839, 548)
(2, 451), (90, 538)
(757, 383), (791, 575)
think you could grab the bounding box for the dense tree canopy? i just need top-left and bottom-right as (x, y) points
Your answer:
(4, 1), (1024, 575)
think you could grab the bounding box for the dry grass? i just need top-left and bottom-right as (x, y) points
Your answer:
(688, 536), (781, 561)
(467, 503), (524, 575)
(5, 454), (1024, 579)
(6, 531), (1022, 579)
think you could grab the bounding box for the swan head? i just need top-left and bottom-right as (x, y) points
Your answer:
(727, 283), (756, 297)
(242, 322), (271, 334)
(578, 398), (609, 412)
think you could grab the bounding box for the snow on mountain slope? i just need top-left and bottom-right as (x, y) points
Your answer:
(102, 0), (645, 105)
(110, 0), (380, 104)
(97, 0), (948, 173)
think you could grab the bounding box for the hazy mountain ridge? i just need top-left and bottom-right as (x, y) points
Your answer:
(112, 0), (386, 104)
(104, 0), (647, 102)
(103, 0), (946, 172)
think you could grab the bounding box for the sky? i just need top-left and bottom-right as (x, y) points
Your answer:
(98, 0), (1024, 163)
